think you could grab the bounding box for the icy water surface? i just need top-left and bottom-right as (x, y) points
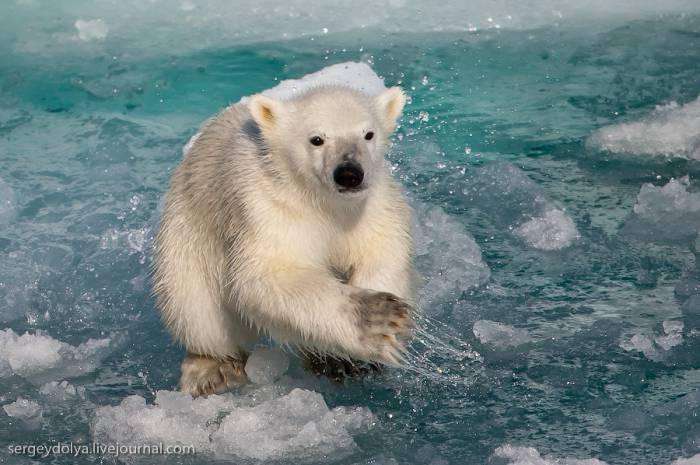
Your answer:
(2, 2), (700, 464)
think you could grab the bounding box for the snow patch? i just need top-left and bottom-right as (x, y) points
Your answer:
(587, 96), (700, 159)
(492, 444), (608, 465)
(75, 19), (109, 41)
(0, 328), (113, 384)
(92, 387), (374, 461)
(513, 208), (580, 251)
(473, 320), (533, 348)
(244, 347), (289, 384)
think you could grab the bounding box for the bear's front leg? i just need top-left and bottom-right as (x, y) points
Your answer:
(179, 353), (248, 397)
(231, 265), (414, 365)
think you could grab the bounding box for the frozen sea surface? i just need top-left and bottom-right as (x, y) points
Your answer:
(2, 1), (700, 464)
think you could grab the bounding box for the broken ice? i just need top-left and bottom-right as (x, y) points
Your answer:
(622, 176), (700, 245)
(0, 328), (113, 384)
(3, 397), (43, 429)
(93, 387), (374, 462)
(587, 95), (700, 160)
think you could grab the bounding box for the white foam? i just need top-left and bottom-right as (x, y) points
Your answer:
(513, 208), (580, 251)
(74, 19), (109, 41)
(587, 96), (700, 159)
(244, 347), (289, 384)
(100, 227), (150, 253)
(93, 387), (374, 461)
(624, 176), (700, 244)
(492, 444), (608, 465)
(473, 320), (533, 348)
(0, 328), (112, 384)
(412, 202), (490, 307)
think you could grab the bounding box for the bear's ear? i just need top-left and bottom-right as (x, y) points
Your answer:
(375, 87), (406, 133)
(248, 94), (284, 133)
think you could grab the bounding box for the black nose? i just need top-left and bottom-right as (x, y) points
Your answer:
(333, 161), (364, 190)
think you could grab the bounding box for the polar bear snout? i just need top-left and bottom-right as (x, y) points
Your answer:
(333, 161), (365, 191)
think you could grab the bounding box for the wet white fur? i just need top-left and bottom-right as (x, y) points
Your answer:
(153, 86), (416, 365)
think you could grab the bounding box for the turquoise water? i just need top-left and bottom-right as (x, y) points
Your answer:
(2, 2), (700, 464)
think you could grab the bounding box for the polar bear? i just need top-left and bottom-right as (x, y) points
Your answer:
(153, 82), (416, 397)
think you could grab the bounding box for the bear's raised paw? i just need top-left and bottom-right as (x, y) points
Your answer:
(351, 291), (414, 365)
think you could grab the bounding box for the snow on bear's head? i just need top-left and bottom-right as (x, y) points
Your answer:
(247, 86), (405, 200)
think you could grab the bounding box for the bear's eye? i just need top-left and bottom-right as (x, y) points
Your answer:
(364, 131), (374, 141)
(309, 136), (324, 146)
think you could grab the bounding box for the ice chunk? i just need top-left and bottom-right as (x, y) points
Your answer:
(212, 388), (373, 461)
(3, 397), (43, 429)
(244, 347), (289, 384)
(472, 320), (533, 348)
(622, 176), (700, 244)
(0, 328), (112, 384)
(93, 387), (374, 461)
(620, 320), (683, 361)
(412, 202), (490, 307)
(587, 95), (700, 159)
(260, 62), (386, 101)
(671, 453), (700, 465)
(74, 19), (109, 41)
(39, 380), (86, 401)
(513, 208), (580, 251)
(492, 444), (608, 465)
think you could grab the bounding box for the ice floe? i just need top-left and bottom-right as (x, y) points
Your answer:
(472, 320), (533, 348)
(260, 62), (386, 101)
(0, 328), (113, 384)
(587, 95), (700, 160)
(492, 444), (608, 465)
(93, 386), (374, 462)
(622, 176), (700, 245)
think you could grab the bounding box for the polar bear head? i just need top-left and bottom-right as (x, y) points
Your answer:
(248, 86), (405, 200)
